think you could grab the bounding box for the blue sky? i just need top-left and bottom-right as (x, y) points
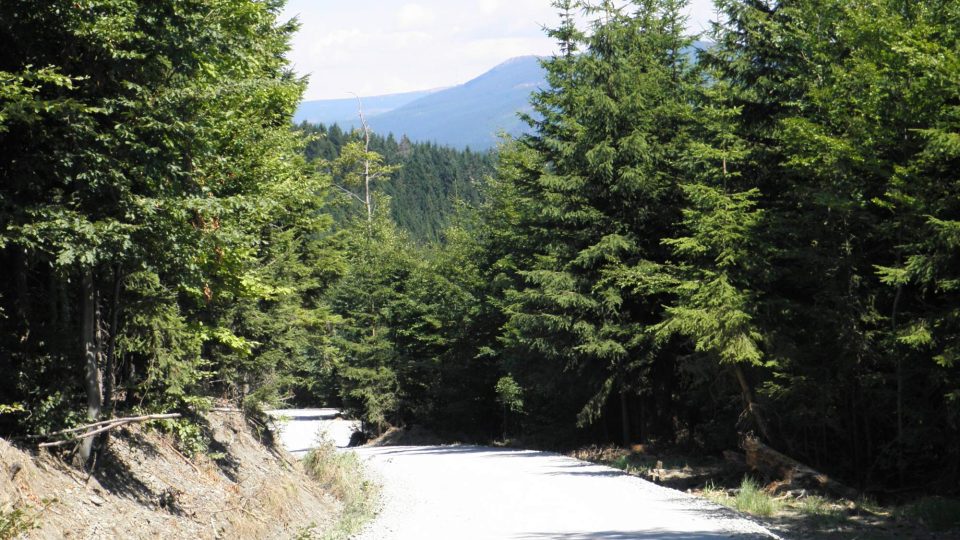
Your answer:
(281, 1), (718, 101)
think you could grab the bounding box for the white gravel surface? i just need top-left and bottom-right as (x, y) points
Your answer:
(352, 445), (780, 540)
(266, 409), (360, 455)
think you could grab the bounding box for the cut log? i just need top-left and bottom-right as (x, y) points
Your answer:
(741, 435), (859, 500)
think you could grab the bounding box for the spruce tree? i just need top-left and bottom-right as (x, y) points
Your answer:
(500, 0), (695, 444)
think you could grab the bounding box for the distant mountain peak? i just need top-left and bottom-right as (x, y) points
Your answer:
(295, 55), (547, 150)
(496, 55), (542, 66)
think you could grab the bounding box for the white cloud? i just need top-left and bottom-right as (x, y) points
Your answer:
(458, 37), (555, 63)
(479, 0), (501, 15)
(282, 0), (721, 100)
(398, 3), (437, 28)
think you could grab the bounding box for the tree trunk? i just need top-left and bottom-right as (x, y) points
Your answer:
(892, 284), (904, 486)
(733, 364), (772, 442)
(104, 267), (122, 415)
(59, 277), (70, 334)
(354, 94), (373, 223)
(14, 247), (30, 341)
(364, 153), (372, 222)
(80, 270), (103, 464)
(620, 389), (631, 447)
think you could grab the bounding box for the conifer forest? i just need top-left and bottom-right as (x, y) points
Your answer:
(2, 0), (959, 500)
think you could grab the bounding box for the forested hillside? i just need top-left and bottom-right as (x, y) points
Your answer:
(2, 0), (958, 506)
(300, 123), (496, 243)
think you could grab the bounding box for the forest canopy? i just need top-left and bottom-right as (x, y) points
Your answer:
(2, 0), (958, 496)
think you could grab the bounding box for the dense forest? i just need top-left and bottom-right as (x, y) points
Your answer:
(299, 122), (496, 243)
(2, 0), (959, 500)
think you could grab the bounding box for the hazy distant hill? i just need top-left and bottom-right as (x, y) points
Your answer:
(294, 56), (546, 151)
(294, 89), (437, 128)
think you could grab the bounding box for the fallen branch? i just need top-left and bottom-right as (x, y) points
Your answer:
(38, 413), (182, 449)
(160, 437), (203, 476)
(741, 435), (859, 500)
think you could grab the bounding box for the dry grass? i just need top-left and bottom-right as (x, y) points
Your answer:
(302, 441), (379, 540)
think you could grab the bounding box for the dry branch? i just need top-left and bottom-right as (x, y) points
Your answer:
(38, 413), (182, 449)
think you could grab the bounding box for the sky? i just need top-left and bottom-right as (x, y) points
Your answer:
(281, 0), (718, 101)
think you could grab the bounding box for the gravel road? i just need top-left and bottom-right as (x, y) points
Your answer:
(265, 409), (360, 456)
(352, 445), (779, 540)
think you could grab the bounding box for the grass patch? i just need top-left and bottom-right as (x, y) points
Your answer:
(701, 481), (734, 507)
(302, 441), (379, 540)
(735, 477), (780, 516)
(896, 496), (960, 531)
(796, 495), (847, 528)
(702, 477), (781, 517)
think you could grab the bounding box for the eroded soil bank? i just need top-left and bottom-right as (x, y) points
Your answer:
(1, 411), (338, 539)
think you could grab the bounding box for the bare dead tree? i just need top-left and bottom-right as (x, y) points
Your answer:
(353, 93), (374, 223)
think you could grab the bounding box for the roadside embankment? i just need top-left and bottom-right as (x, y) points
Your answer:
(1, 411), (340, 539)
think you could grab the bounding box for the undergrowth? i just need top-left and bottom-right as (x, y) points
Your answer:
(796, 495), (847, 528)
(302, 440), (378, 540)
(896, 496), (960, 531)
(0, 502), (48, 540)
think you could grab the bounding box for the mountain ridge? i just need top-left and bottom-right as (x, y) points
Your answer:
(295, 56), (547, 150)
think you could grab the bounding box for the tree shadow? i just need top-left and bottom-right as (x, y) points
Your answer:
(360, 445), (557, 458)
(546, 468), (630, 478)
(91, 443), (165, 509)
(513, 530), (761, 539)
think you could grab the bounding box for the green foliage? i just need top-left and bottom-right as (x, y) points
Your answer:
(0, 403), (25, 415)
(495, 376), (524, 414)
(155, 417), (210, 458)
(0, 0), (343, 436)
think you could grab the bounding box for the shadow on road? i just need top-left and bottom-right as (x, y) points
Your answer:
(361, 445), (550, 458)
(514, 530), (749, 539)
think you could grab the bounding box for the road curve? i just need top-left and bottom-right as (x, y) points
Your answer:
(352, 445), (778, 540)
